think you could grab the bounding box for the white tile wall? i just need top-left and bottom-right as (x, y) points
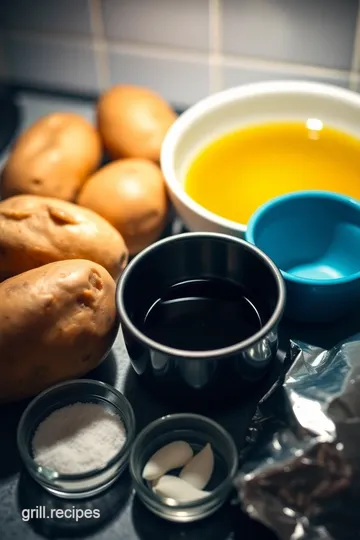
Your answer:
(0, 0), (92, 36)
(223, 64), (350, 90)
(1, 0), (360, 106)
(4, 35), (99, 93)
(221, 0), (358, 70)
(108, 49), (209, 106)
(102, 0), (210, 51)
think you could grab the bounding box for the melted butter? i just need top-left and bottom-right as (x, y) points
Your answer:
(185, 121), (360, 224)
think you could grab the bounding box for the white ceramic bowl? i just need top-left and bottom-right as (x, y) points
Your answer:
(161, 80), (360, 237)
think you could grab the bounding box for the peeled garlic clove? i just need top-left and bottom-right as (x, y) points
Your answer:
(179, 443), (214, 490)
(153, 475), (210, 502)
(142, 441), (193, 481)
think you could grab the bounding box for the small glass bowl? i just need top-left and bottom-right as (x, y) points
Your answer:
(129, 413), (238, 522)
(17, 379), (136, 499)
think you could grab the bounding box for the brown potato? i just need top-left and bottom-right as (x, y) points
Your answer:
(0, 259), (117, 404)
(0, 195), (128, 281)
(97, 85), (177, 162)
(1, 112), (101, 201)
(77, 159), (169, 254)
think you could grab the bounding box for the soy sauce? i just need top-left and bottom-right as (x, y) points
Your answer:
(141, 278), (262, 351)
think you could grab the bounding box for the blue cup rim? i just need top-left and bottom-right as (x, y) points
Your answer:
(245, 190), (360, 287)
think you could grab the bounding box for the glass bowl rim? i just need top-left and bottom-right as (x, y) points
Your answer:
(129, 412), (238, 510)
(17, 378), (136, 482)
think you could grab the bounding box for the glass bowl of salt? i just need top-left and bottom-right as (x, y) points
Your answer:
(17, 379), (136, 499)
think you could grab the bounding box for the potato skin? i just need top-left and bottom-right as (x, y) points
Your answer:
(1, 112), (101, 201)
(77, 159), (169, 255)
(0, 195), (128, 281)
(0, 259), (117, 403)
(97, 85), (177, 162)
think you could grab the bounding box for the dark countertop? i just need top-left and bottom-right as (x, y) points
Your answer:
(2, 296), (359, 540)
(0, 327), (280, 540)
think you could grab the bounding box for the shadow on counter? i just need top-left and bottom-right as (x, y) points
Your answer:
(85, 349), (119, 387)
(0, 398), (31, 478)
(121, 361), (261, 452)
(17, 469), (131, 538)
(282, 305), (360, 351)
(131, 495), (278, 540)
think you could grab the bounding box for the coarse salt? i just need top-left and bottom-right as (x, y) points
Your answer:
(32, 402), (126, 475)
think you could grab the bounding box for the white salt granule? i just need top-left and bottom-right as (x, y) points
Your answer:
(32, 402), (126, 475)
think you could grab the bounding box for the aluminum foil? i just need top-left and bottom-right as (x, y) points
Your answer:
(235, 335), (360, 540)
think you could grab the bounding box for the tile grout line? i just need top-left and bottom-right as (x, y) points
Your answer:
(89, 0), (111, 91)
(2, 28), (210, 63)
(101, 40), (208, 63)
(3, 28), (354, 84)
(215, 53), (352, 82)
(349, 0), (360, 91)
(209, 0), (223, 94)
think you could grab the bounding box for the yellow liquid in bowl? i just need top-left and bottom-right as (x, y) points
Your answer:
(184, 121), (360, 224)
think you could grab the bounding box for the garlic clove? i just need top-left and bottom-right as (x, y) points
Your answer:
(142, 441), (193, 481)
(152, 475), (210, 502)
(179, 442), (214, 490)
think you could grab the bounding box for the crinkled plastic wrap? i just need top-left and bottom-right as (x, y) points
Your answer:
(235, 336), (360, 540)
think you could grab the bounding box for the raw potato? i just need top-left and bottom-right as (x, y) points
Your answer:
(142, 441), (194, 481)
(97, 85), (177, 162)
(1, 112), (101, 201)
(0, 259), (116, 404)
(77, 159), (169, 255)
(0, 195), (128, 281)
(179, 443), (214, 490)
(153, 475), (209, 502)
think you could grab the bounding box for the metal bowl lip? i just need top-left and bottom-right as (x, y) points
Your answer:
(116, 232), (286, 359)
(129, 412), (238, 511)
(246, 190), (360, 287)
(17, 379), (136, 483)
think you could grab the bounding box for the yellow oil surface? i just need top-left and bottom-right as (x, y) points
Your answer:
(184, 121), (360, 224)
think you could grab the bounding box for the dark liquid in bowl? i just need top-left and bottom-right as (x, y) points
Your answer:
(141, 278), (262, 351)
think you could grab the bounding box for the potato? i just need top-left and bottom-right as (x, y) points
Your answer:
(0, 259), (117, 404)
(97, 85), (177, 162)
(77, 159), (169, 254)
(0, 195), (128, 281)
(1, 112), (101, 201)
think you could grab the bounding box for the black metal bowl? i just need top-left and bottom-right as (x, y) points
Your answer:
(116, 232), (286, 406)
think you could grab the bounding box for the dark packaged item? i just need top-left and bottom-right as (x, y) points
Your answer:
(236, 336), (360, 540)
